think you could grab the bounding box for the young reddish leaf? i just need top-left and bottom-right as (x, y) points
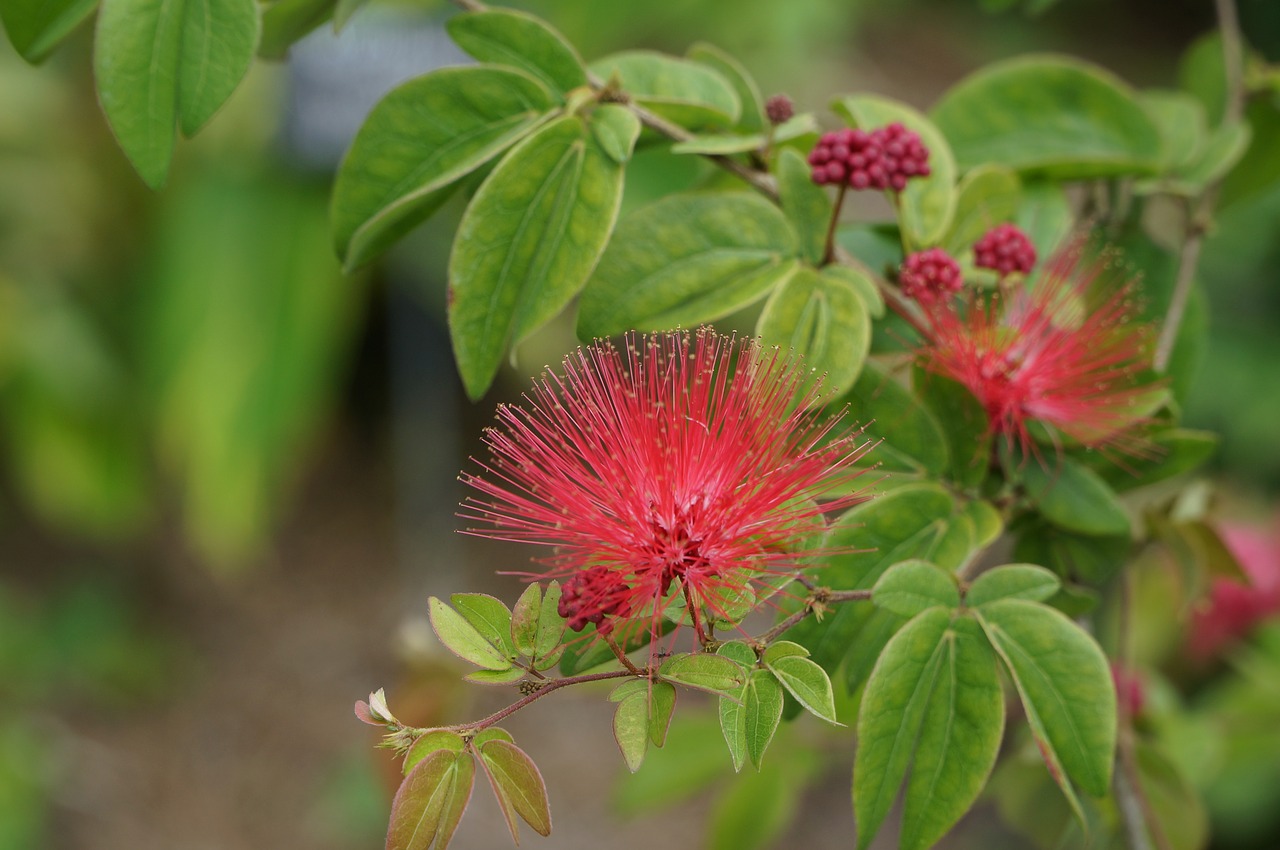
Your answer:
(386, 750), (475, 850)
(872, 559), (961, 618)
(511, 583), (542, 657)
(649, 681), (677, 747)
(428, 597), (513, 671)
(966, 564), (1061, 607)
(660, 653), (748, 698)
(403, 731), (466, 775)
(613, 691), (650, 773)
(479, 739), (553, 842)
(451, 593), (516, 658)
(765, 652), (838, 724)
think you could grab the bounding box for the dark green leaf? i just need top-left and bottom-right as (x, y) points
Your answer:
(387, 749), (475, 850)
(756, 265), (870, 398)
(577, 192), (798, 338)
(854, 607), (951, 849)
(1013, 520), (1132, 585)
(687, 41), (765, 133)
(1094, 429), (1217, 492)
(558, 620), (673, 675)
(449, 115), (625, 398)
(945, 164), (1021, 254)
(914, 366), (990, 490)
(966, 564), (1061, 607)
(839, 361), (948, 474)
(976, 599), (1116, 799)
(873, 559), (960, 618)
(835, 94), (957, 248)
(450, 593), (515, 658)
(766, 652), (837, 723)
(0, 0), (96, 62)
(590, 104), (641, 164)
(447, 8), (586, 97)
(332, 66), (554, 269)
(95, 0), (260, 187)
(660, 652), (748, 698)
(478, 739), (552, 841)
(931, 55), (1161, 178)
(900, 615), (1004, 850)
(1178, 33), (1227, 127)
(1022, 457), (1131, 536)
(777, 147), (833, 265)
(590, 50), (740, 130)
(428, 597), (512, 671)
(511, 583), (541, 657)
(258, 0), (332, 59)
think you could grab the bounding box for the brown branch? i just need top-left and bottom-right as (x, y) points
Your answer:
(754, 587), (873, 646)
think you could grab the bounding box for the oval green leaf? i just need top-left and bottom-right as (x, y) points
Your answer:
(447, 8), (586, 96)
(744, 671), (784, 769)
(449, 115), (625, 398)
(930, 55), (1162, 179)
(944, 164), (1021, 254)
(872, 559), (960, 618)
(965, 563), (1061, 607)
(534, 580), (566, 659)
(613, 692), (649, 773)
(777, 147), (834, 265)
(511, 583), (541, 657)
(590, 103), (642, 164)
(427, 596), (513, 671)
(577, 191), (798, 338)
(838, 361), (948, 474)
(834, 94), (957, 249)
(590, 50), (740, 130)
(660, 652), (748, 698)
(1022, 457), (1131, 537)
(451, 593), (515, 658)
(1, 0), (97, 63)
(766, 653), (837, 724)
(687, 41), (765, 133)
(332, 65), (554, 269)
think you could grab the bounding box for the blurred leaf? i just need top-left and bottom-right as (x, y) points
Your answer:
(590, 50), (739, 130)
(1220, 97), (1280, 209)
(1141, 90), (1208, 172)
(332, 0), (367, 28)
(776, 147), (832, 266)
(1179, 33), (1227, 127)
(1014, 520), (1133, 585)
(707, 748), (818, 850)
(873, 559), (960, 618)
(450, 594), (515, 659)
(687, 41), (765, 133)
(966, 564), (1061, 607)
(931, 56), (1161, 179)
(259, 0), (333, 58)
(558, 620), (673, 675)
(944, 164), (1021, 254)
(1022, 458), (1131, 536)
(963, 499), (1004, 549)
(1015, 180), (1074, 259)
(756, 265), (870, 398)
(478, 739), (552, 842)
(1133, 742), (1209, 850)
(428, 597), (512, 671)
(386, 749), (475, 850)
(839, 361), (949, 475)
(826, 264), (884, 318)
(94, 0), (260, 187)
(835, 94), (957, 249)
(1093, 429), (1218, 492)
(660, 653), (747, 698)
(577, 192), (798, 338)
(448, 115), (625, 399)
(590, 104), (641, 164)
(975, 599), (1116, 800)
(669, 114), (816, 155)
(331, 66), (554, 270)
(914, 367), (989, 490)
(447, 8), (586, 96)
(0, 0), (96, 62)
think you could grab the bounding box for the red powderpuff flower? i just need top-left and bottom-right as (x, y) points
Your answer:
(917, 240), (1155, 456)
(1188, 518), (1280, 662)
(460, 330), (872, 642)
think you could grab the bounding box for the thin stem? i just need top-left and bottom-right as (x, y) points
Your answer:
(607, 634), (644, 675)
(754, 587), (872, 646)
(833, 246), (931, 339)
(822, 184), (848, 264)
(1216, 0), (1245, 125)
(423, 669), (641, 735)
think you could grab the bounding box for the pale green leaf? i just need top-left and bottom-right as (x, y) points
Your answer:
(428, 597), (513, 671)
(687, 41), (765, 133)
(777, 147), (833, 265)
(613, 692), (649, 773)
(660, 652), (748, 697)
(766, 653), (837, 723)
(944, 164), (1021, 254)
(873, 559), (960, 618)
(511, 583), (541, 657)
(591, 50), (740, 130)
(966, 564), (1061, 607)
(590, 104), (641, 164)
(387, 750), (475, 850)
(447, 8), (586, 96)
(450, 593), (515, 658)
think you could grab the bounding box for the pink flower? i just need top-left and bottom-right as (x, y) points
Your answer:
(917, 240), (1154, 457)
(460, 330), (871, 641)
(1188, 518), (1280, 661)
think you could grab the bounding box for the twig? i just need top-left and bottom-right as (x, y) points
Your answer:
(607, 633), (645, 675)
(754, 587), (872, 646)
(420, 668), (642, 735)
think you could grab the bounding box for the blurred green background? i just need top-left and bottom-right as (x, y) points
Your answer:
(1, 1), (1278, 848)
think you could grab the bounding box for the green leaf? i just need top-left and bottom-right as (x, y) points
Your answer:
(873, 559), (960, 618)
(590, 50), (740, 130)
(756, 265), (870, 398)
(914, 367), (990, 490)
(1022, 457), (1131, 536)
(1015, 180), (1074, 259)
(966, 564), (1061, 607)
(944, 164), (1021, 254)
(1179, 33), (1228, 127)
(854, 607), (951, 849)
(839, 361), (949, 474)
(1013, 520), (1132, 586)
(332, 66), (555, 269)
(669, 115), (817, 156)
(707, 748), (820, 850)
(590, 104), (642, 164)
(648, 681), (677, 747)
(478, 739), (552, 842)
(717, 641), (756, 771)
(387, 749), (475, 850)
(777, 148), (833, 265)
(577, 191), (798, 338)
(447, 8), (586, 97)
(766, 652), (837, 723)
(835, 94), (957, 248)
(404, 730), (466, 775)
(428, 597), (512, 671)
(687, 41), (765, 133)
(450, 593), (515, 658)
(931, 55), (1162, 178)
(1171, 120), (1250, 191)
(975, 599), (1116, 798)
(94, 0), (260, 187)
(825, 264), (884, 318)
(743, 672), (785, 769)
(762, 641), (809, 663)
(332, 0), (367, 29)
(535, 580), (566, 659)
(963, 499), (1003, 550)
(449, 115), (625, 398)
(1095, 428), (1217, 492)
(660, 653), (748, 698)
(899, 615), (1005, 850)
(1142, 90), (1208, 171)
(470, 728), (515, 748)
(258, 0), (333, 59)
(613, 689), (649, 773)
(558, 620), (673, 675)
(1133, 742), (1209, 850)
(511, 583), (541, 657)
(0, 0), (97, 63)
(464, 667), (526, 686)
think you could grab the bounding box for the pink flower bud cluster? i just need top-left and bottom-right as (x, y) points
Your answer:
(808, 123), (931, 191)
(900, 248), (963, 305)
(974, 223), (1037, 277)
